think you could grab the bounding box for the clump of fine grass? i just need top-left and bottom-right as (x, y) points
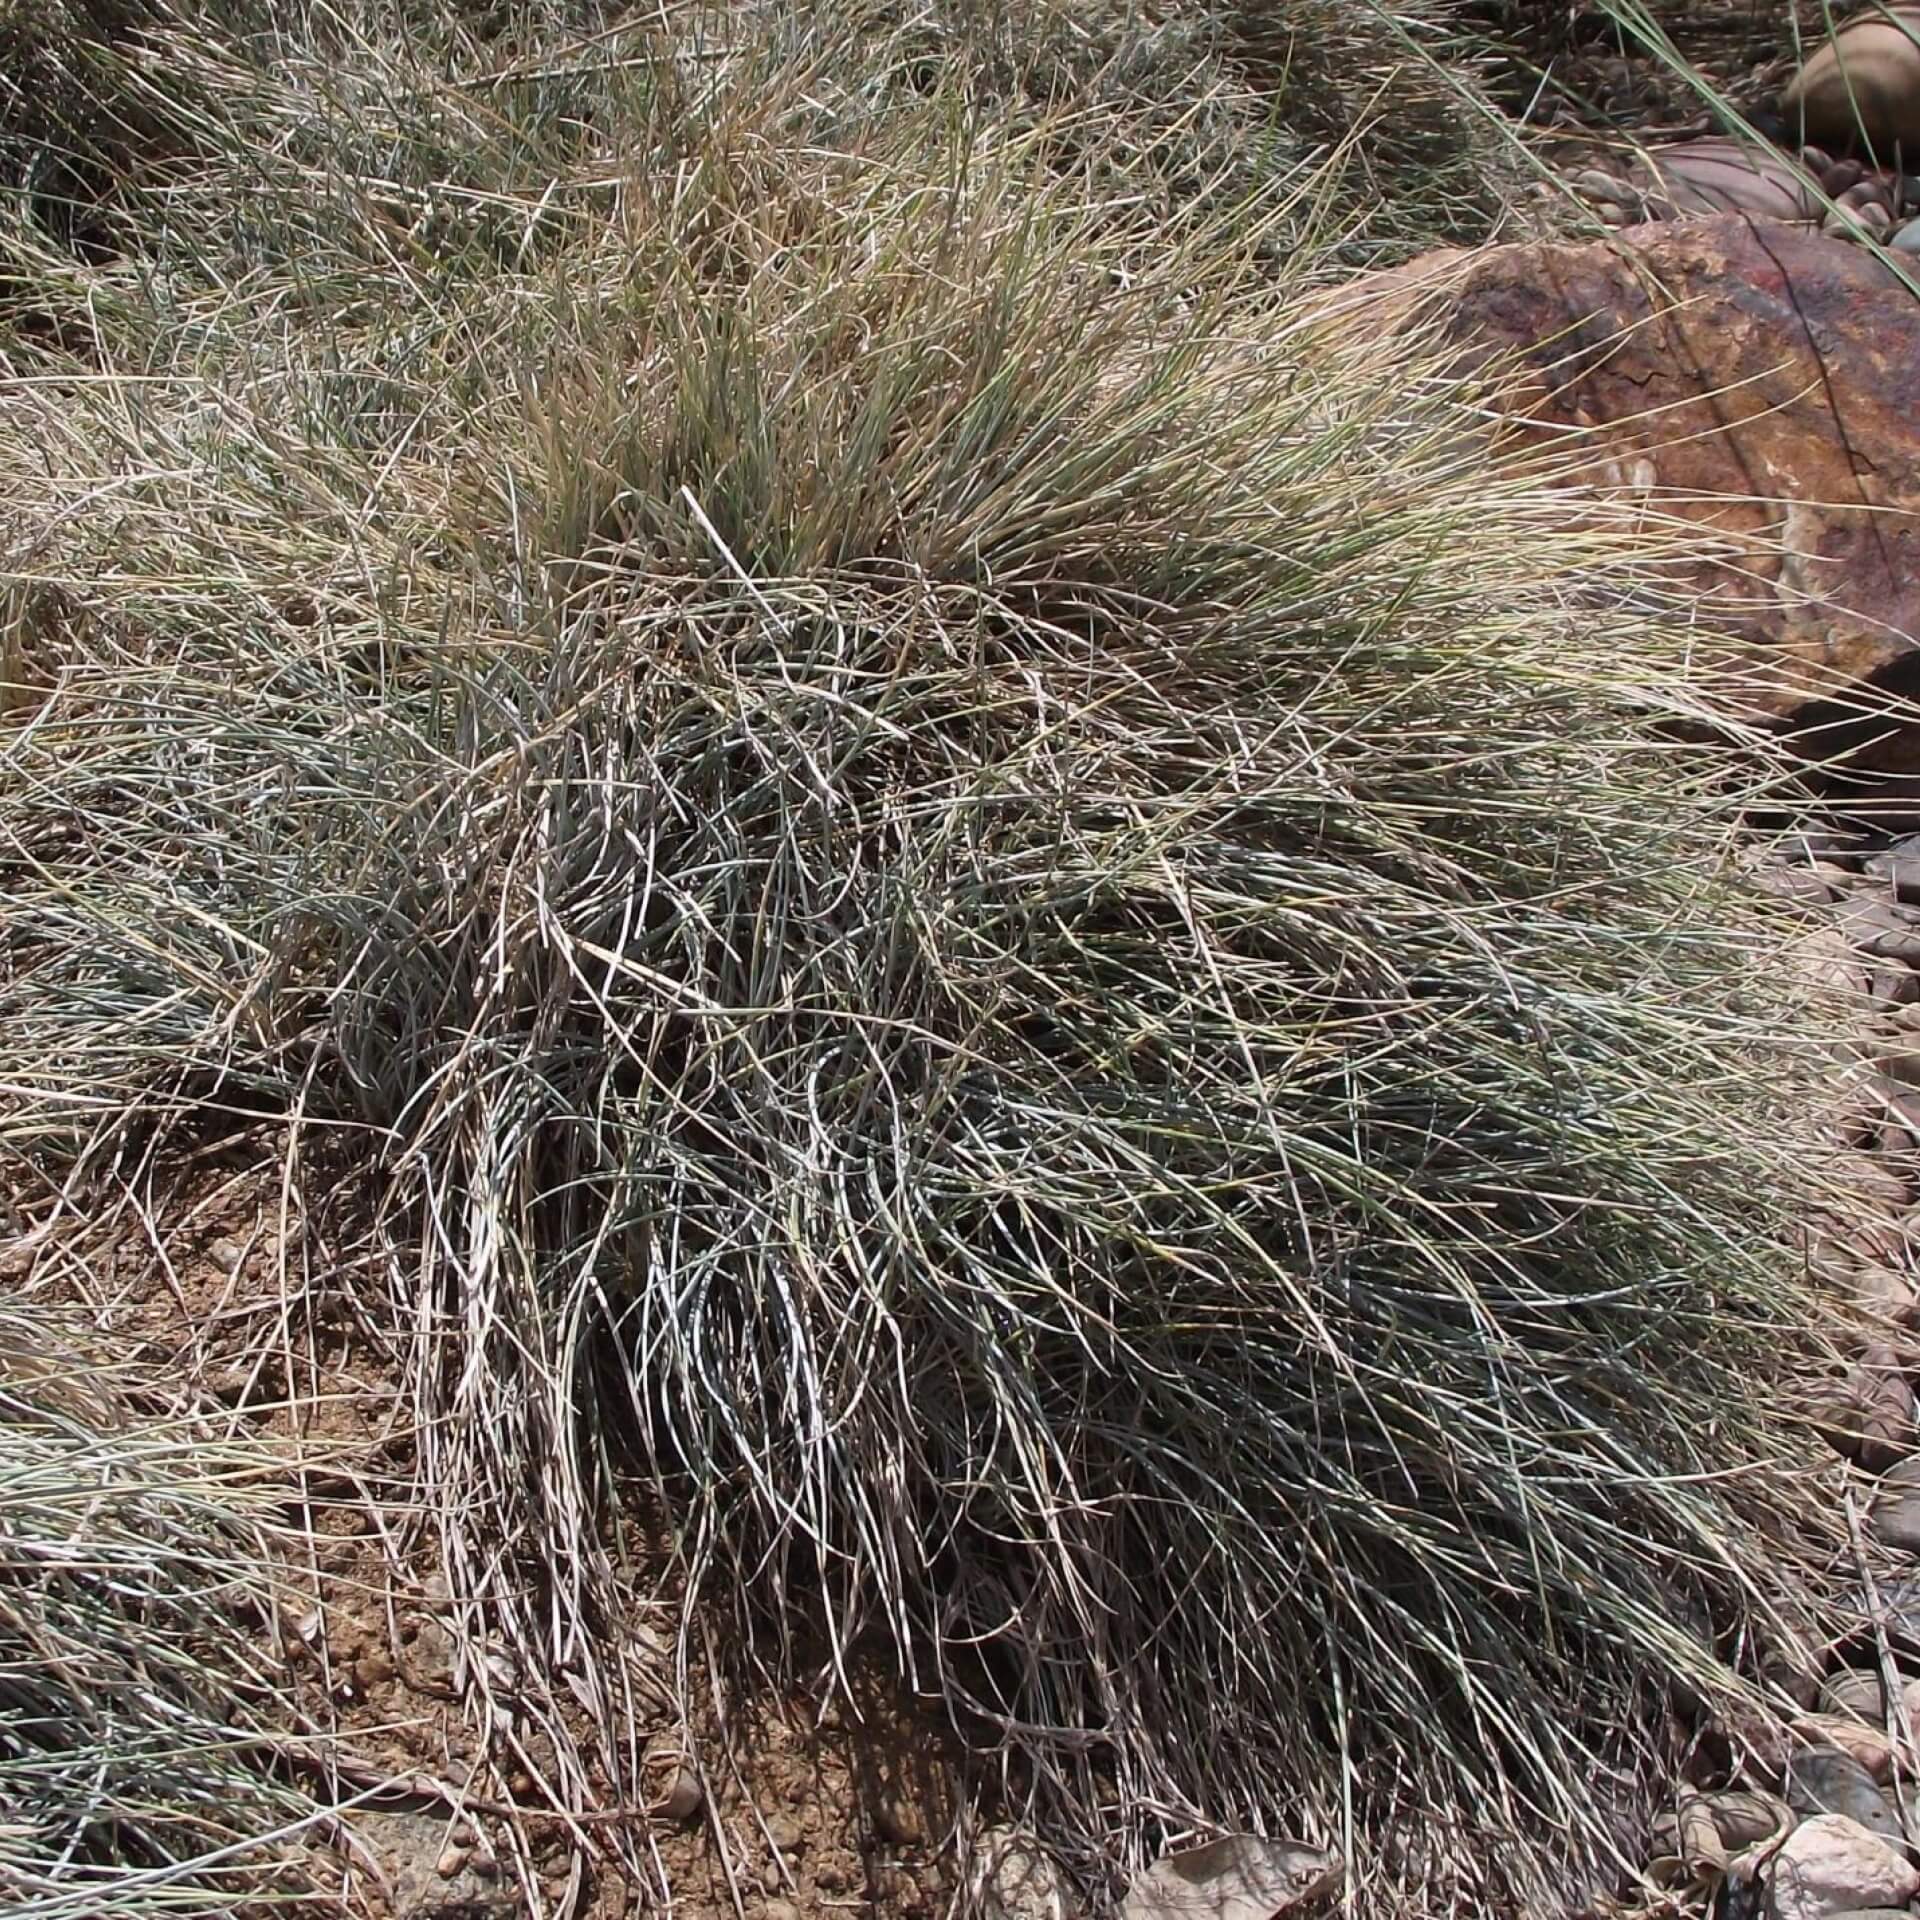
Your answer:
(0, 2), (1849, 1915)
(0, 0), (1528, 291)
(0, 1315), (324, 1917)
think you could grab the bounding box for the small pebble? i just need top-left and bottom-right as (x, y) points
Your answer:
(353, 1651), (395, 1691)
(764, 1812), (805, 1854)
(436, 1846), (469, 1879)
(1572, 167), (1636, 207)
(209, 1237), (244, 1273)
(651, 1763), (704, 1824)
(1872, 968), (1920, 1007)
(872, 1794), (924, 1847)
(1825, 201), (1895, 238)
(1891, 217), (1920, 254)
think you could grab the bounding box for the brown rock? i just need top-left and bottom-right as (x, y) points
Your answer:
(1786, 8), (1920, 163)
(1870, 968), (1919, 1010)
(1638, 138), (1821, 221)
(872, 1793), (925, 1848)
(1873, 1455), (1920, 1551)
(1837, 897), (1920, 969)
(1312, 220), (1920, 773)
(1722, 1697), (1801, 1781)
(1806, 1148), (1915, 1292)
(1820, 1667), (1889, 1721)
(1825, 197), (1896, 240)
(1808, 1349), (1915, 1472)
(1851, 1261), (1920, 1334)
(645, 1754), (703, 1825)
(1795, 1713), (1899, 1783)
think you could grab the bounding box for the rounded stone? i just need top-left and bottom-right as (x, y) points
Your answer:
(650, 1763), (703, 1824)
(972, 1826), (1073, 1920)
(1874, 1491), (1920, 1552)
(1763, 1813), (1918, 1920)
(1786, 9), (1920, 161)
(1820, 1667), (1888, 1721)
(763, 1812), (805, 1855)
(1785, 1746), (1903, 1843)
(873, 1794), (924, 1847)
(1647, 138), (1820, 220)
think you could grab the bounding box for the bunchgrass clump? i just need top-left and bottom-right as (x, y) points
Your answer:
(0, 2), (1847, 1914)
(0, 1317), (323, 1916)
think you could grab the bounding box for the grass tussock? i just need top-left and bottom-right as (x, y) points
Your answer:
(0, 2), (1848, 1915)
(0, 1315), (322, 1917)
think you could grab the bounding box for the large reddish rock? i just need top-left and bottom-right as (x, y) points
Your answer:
(1317, 217), (1920, 776)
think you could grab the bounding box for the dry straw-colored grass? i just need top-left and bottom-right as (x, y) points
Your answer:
(0, 1311), (326, 1916)
(0, 2), (1856, 1916)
